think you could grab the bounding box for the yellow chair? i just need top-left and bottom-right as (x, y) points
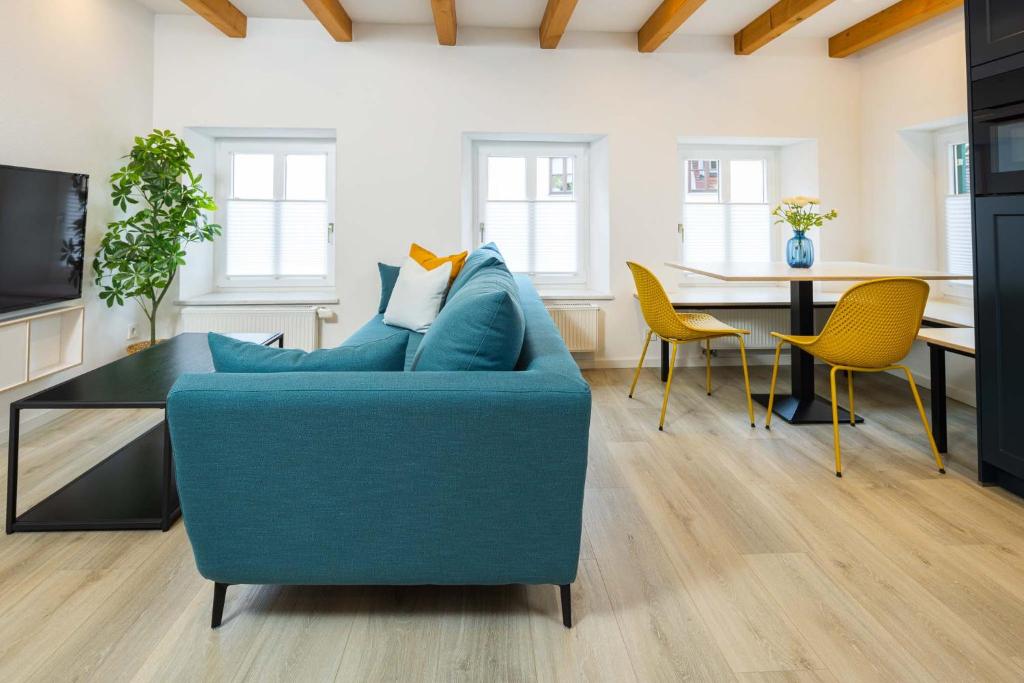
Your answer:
(764, 277), (945, 478)
(626, 262), (755, 431)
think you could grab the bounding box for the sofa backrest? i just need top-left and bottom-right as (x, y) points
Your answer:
(513, 275), (586, 382)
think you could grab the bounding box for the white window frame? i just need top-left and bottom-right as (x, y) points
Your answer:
(933, 125), (973, 298)
(678, 146), (781, 286)
(214, 139), (336, 289)
(473, 140), (591, 288)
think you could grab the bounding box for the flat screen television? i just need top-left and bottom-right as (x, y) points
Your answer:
(0, 164), (88, 315)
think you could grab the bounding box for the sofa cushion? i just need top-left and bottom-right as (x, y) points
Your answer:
(339, 314), (421, 370)
(447, 242), (505, 301)
(344, 314), (406, 345)
(411, 263), (524, 372)
(405, 332), (424, 371)
(377, 262), (400, 314)
(209, 331), (408, 373)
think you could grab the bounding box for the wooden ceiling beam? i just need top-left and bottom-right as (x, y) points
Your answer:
(303, 0), (353, 42)
(540, 0), (580, 49)
(179, 0), (246, 38)
(638, 0), (707, 53)
(734, 0), (837, 55)
(828, 0), (963, 58)
(431, 0), (457, 46)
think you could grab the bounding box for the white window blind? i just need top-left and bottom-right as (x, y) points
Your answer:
(682, 204), (771, 262)
(936, 133), (973, 288)
(944, 195), (973, 275)
(216, 140), (335, 287)
(680, 151), (774, 265)
(945, 140), (973, 277)
(476, 142), (589, 285)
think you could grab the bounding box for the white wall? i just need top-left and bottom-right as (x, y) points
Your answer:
(858, 10), (975, 404)
(0, 0), (154, 437)
(153, 18), (863, 367)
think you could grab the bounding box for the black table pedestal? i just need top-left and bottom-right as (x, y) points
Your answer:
(759, 281), (863, 425)
(752, 393), (857, 424)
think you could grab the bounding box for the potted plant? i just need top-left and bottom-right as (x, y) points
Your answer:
(772, 196), (838, 268)
(93, 130), (221, 351)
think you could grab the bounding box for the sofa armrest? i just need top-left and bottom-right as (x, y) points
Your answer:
(167, 370), (591, 586)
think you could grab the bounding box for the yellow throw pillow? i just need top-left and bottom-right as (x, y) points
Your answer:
(409, 243), (467, 285)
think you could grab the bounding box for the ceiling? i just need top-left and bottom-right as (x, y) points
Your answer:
(135, 0), (902, 38)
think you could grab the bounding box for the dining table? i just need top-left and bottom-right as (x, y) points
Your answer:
(664, 260), (973, 425)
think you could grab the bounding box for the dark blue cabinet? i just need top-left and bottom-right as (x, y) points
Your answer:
(968, 0), (1024, 495)
(968, 0), (1024, 67)
(974, 197), (1024, 487)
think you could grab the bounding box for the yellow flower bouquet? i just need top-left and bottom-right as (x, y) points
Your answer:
(772, 196), (838, 234)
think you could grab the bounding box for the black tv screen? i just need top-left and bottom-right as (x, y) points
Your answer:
(0, 165), (88, 315)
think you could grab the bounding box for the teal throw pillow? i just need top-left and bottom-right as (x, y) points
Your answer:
(209, 332), (408, 373)
(377, 262), (401, 314)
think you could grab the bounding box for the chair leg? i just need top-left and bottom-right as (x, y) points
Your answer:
(765, 342), (784, 430)
(211, 582), (228, 629)
(705, 339), (712, 395)
(847, 370), (855, 426)
(898, 366), (946, 474)
(559, 584), (572, 628)
(659, 342), (678, 431)
(737, 335), (755, 428)
(629, 330), (653, 399)
(830, 367), (843, 477)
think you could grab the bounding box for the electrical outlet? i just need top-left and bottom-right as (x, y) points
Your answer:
(127, 324), (138, 340)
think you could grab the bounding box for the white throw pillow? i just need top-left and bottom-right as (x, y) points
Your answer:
(383, 257), (453, 333)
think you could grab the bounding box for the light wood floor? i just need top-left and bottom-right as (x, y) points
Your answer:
(2, 365), (1024, 681)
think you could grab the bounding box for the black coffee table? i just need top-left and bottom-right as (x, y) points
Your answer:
(5, 332), (283, 533)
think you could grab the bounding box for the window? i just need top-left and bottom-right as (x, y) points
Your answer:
(686, 159), (719, 200)
(215, 140), (335, 287)
(549, 157), (574, 195)
(474, 142), (589, 286)
(679, 148), (776, 267)
(935, 128), (973, 293)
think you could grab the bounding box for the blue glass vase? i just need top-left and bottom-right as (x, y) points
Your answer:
(786, 231), (814, 268)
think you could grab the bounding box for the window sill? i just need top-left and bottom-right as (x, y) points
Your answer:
(174, 290), (339, 306)
(539, 290), (614, 301)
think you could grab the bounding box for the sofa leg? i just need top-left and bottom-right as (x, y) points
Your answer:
(559, 584), (572, 628)
(211, 582), (228, 629)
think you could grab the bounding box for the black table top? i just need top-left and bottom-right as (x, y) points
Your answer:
(14, 332), (281, 409)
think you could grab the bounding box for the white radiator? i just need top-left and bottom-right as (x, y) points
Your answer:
(546, 303), (599, 353)
(179, 306), (320, 351)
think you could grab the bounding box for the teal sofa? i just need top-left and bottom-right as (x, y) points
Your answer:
(167, 272), (591, 628)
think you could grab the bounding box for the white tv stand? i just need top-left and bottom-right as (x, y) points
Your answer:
(0, 305), (84, 393)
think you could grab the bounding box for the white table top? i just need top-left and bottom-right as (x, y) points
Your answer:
(920, 298), (974, 328)
(917, 327), (976, 355)
(666, 261), (973, 282)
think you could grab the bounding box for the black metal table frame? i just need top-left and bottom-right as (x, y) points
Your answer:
(6, 403), (178, 533)
(6, 332), (284, 534)
(926, 340), (975, 454)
